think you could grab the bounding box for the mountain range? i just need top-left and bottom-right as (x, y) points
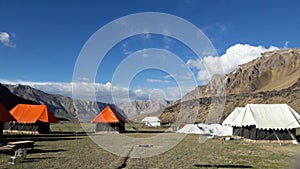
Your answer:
(0, 84), (169, 121)
(0, 47), (299, 124)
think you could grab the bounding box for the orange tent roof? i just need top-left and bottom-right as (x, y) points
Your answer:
(0, 103), (15, 122)
(10, 104), (58, 123)
(92, 106), (125, 123)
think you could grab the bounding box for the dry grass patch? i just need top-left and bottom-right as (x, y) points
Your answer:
(0, 123), (300, 168)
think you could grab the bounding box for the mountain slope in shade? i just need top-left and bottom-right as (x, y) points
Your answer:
(0, 83), (37, 110)
(160, 47), (300, 123)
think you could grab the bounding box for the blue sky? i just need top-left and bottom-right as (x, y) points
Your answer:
(1, 0), (300, 103)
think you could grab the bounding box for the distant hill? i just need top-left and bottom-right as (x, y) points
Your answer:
(2, 84), (169, 121)
(160, 48), (300, 123)
(117, 99), (172, 120)
(4, 84), (110, 121)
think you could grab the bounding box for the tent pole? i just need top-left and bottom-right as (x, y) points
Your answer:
(287, 129), (297, 141)
(272, 129), (281, 145)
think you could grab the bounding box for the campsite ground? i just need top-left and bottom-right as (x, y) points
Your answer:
(0, 123), (300, 169)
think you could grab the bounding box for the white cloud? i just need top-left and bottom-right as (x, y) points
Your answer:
(77, 77), (90, 82)
(201, 23), (228, 33)
(146, 78), (170, 83)
(165, 86), (195, 100)
(187, 44), (281, 82)
(0, 80), (186, 103)
(284, 41), (289, 48)
(163, 72), (194, 81)
(163, 74), (175, 79)
(144, 33), (151, 40)
(163, 36), (172, 49)
(132, 86), (193, 101)
(121, 42), (132, 55)
(134, 88), (147, 97)
(0, 32), (16, 48)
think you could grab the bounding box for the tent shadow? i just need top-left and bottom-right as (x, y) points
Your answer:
(193, 164), (253, 168)
(23, 156), (55, 163)
(124, 130), (166, 133)
(1, 148), (66, 156)
(27, 148), (66, 154)
(2, 134), (84, 142)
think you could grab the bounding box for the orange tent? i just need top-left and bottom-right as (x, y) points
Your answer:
(10, 104), (58, 123)
(92, 106), (125, 123)
(0, 103), (15, 122)
(92, 106), (126, 133)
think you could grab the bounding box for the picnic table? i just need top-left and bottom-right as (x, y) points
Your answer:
(6, 140), (34, 150)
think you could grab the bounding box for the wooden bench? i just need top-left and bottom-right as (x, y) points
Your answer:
(7, 140), (34, 150)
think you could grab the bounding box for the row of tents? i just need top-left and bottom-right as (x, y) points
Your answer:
(1, 102), (299, 141)
(0, 103), (127, 134)
(178, 104), (300, 141)
(80, 103), (300, 141)
(0, 101), (162, 134)
(0, 103), (128, 134)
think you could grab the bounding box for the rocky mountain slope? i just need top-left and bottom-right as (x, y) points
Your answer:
(225, 48), (300, 93)
(160, 48), (300, 123)
(182, 48), (300, 101)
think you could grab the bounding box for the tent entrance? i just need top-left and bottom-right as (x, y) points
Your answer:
(95, 122), (125, 133)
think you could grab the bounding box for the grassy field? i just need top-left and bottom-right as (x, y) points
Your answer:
(0, 123), (299, 168)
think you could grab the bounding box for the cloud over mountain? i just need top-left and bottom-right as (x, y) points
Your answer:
(0, 80), (188, 103)
(187, 44), (281, 82)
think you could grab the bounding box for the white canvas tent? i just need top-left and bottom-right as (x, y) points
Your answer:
(224, 104), (300, 140)
(142, 116), (161, 127)
(177, 123), (233, 136)
(177, 124), (204, 134)
(198, 123), (233, 136)
(222, 107), (245, 126)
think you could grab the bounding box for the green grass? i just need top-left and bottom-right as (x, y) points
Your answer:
(123, 135), (300, 169)
(126, 120), (169, 132)
(50, 122), (95, 133)
(0, 123), (300, 168)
